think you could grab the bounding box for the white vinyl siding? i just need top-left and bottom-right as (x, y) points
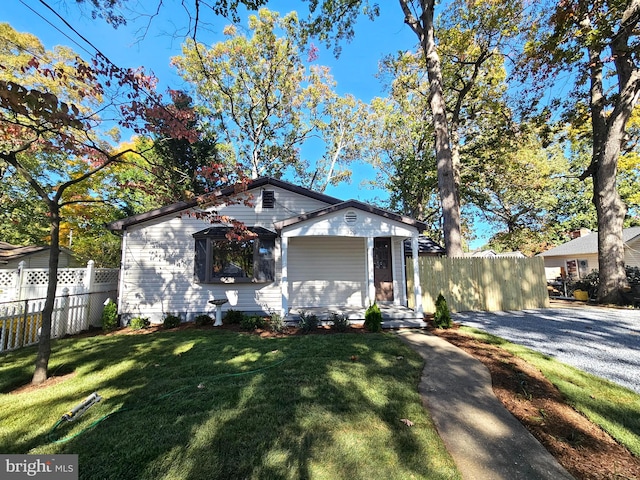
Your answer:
(288, 237), (366, 308)
(541, 254), (598, 276)
(118, 187), (330, 322)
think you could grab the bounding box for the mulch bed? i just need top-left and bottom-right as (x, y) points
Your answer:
(428, 321), (640, 480)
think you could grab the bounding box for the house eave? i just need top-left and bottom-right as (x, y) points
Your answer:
(107, 177), (343, 233)
(274, 200), (427, 233)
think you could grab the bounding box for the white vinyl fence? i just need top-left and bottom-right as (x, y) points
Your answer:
(0, 261), (119, 352)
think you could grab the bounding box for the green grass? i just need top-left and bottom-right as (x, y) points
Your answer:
(0, 329), (460, 480)
(461, 326), (640, 457)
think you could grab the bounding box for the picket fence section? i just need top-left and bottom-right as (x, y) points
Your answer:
(407, 256), (549, 313)
(0, 261), (118, 352)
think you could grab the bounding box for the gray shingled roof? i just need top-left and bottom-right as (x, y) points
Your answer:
(538, 227), (640, 257)
(0, 242), (49, 261)
(107, 177), (343, 232)
(402, 236), (445, 255)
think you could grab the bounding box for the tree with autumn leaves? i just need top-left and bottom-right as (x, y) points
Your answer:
(0, 23), (199, 384)
(521, 0), (640, 303)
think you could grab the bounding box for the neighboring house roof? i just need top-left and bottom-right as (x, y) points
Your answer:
(402, 236), (446, 256)
(538, 227), (640, 257)
(466, 249), (526, 258)
(273, 199), (428, 232)
(107, 177), (343, 232)
(0, 242), (79, 266)
(0, 242), (49, 263)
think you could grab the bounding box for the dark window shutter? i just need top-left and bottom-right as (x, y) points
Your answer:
(194, 238), (207, 282)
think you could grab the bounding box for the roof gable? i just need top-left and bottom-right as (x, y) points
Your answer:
(274, 200), (428, 232)
(107, 177), (342, 232)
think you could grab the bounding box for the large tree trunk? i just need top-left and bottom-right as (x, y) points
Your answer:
(592, 105), (632, 304)
(583, 7), (640, 304)
(401, 0), (463, 257)
(32, 204), (60, 384)
(593, 152), (627, 304)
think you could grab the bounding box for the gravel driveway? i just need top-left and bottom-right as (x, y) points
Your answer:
(454, 306), (640, 394)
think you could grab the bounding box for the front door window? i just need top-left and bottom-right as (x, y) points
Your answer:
(374, 238), (394, 302)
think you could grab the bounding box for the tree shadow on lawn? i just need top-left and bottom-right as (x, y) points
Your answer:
(19, 331), (458, 480)
(0, 332), (195, 453)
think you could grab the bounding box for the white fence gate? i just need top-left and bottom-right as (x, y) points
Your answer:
(0, 261), (119, 352)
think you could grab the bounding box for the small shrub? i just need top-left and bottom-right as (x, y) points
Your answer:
(224, 309), (245, 325)
(129, 317), (149, 330)
(101, 300), (118, 331)
(163, 314), (182, 329)
(240, 315), (265, 331)
(194, 314), (213, 326)
(627, 266), (640, 286)
(266, 313), (286, 333)
(364, 304), (382, 333)
(433, 294), (452, 329)
(298, 311), (319, 333)
(331, 313), (350, 332)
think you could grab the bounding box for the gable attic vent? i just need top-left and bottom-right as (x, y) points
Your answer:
(344, 210), (358, 224)
(262, 190), (275, 209)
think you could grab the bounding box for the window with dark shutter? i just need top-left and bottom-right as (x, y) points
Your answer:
(262, 190), (275, 209)
(193, 227), (276, 283)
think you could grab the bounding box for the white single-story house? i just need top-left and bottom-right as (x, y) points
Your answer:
(538, 227), (640, 280)
(0, 242), (80, 269)
(108, 177), (431, 323)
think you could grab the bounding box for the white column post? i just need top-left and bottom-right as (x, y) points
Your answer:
(281, 236), (289, 317)
(366, 237), (375, 306)
(16, 261), (26, 301)
(412, 235), (423, 315)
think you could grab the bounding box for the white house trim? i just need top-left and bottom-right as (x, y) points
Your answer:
(367, 236), (375, 306)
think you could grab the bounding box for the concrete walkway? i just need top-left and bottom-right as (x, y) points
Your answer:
(396, 330), (574, 480)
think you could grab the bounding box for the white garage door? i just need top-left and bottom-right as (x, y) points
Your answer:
(288, 237), (366, 308)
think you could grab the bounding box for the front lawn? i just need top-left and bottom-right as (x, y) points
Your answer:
(0, 328), (460, 480)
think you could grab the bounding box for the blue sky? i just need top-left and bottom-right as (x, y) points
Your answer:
(4, 0), (490, 248)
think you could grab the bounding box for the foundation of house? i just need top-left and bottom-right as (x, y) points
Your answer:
(286, 305), (426, 329)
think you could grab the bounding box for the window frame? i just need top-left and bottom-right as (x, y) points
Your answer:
(193, 227), (276, 284)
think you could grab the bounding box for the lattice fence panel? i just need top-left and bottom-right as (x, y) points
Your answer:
(0, 270), (16, 289)
(25, 270), (49, 286)
(95, 269), (119, 284)
(57, 269), (85, 285)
